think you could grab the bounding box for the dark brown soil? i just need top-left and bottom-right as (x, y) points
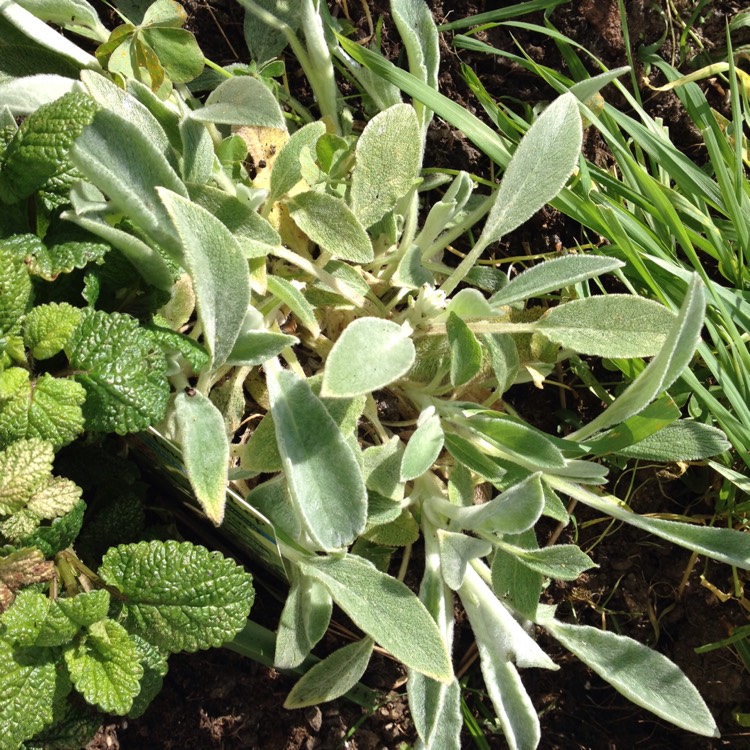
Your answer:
(86, 1), (750, 749)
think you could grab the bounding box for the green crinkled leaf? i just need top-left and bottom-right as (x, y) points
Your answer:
(0, 438), (54, 515)
(22, 499), (86, 558)
(22, 698), (101, 750)
(0, 237), (33, 337)
(64, 618), (143, 715)
(128, 634), (169, 719)
(288, 191), (373, 263)
(350, 103), (421, 227)
(22, 303), (82, 359)
(0, 637), (67, 749)
(65, 308), (169, 433)
(0, 91), (99, 202)
(2, 589), (51, 646)
(99, 540), (255, 653)
(24, 223), (110, 281)
(0, 369), (86, 450)
(26, 476), (82, 519)
(56, 589), (111, 628)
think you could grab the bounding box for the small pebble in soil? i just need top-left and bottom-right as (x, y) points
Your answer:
(305, 706), (323, 732)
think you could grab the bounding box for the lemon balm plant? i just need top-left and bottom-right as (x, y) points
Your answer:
(1, 0), (749, 747)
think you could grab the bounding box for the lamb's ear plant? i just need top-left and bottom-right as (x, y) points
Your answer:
(2, 0), (749, 748)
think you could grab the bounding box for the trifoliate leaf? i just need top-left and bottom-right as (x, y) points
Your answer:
(65, 309), (169, 433)
(26, 476), (82, 520)
(0, 439), (54, 515)
(0, 370), (86, 450)
(99, 540), (255, 653)
(0, 236), (33, 336)
(64, 618), (143, 715)
(0, 637), (66, 749)
(22, 303), (83, 359)
(0, 548), (55, 613)
(0, 91), (99, 202)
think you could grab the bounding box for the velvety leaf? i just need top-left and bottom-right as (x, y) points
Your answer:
(174, 390), (229, 525)
(284, 637), (374, 708)
(288, 191), (373, 263)
(66, 309), (169, 434)
(275, 567), (332, 669)
(71, 108), (188, 250)
(506, 543), (596, 581)
(446, 311), (482, 386)
(269, 121), (326, 203)
(400, 410), (444, 481)
(298, 554), (453, 683)
(99, 540), (255, 653)
(569, 274), (705, 441)
(267, 274), (320, 338)
(545, 620), (718, 737)
(408, 674), (462, 750)
(363, 436), (405, 500)
(266, 364), (367, 550)
(226, 330), (297, 366)
(158, 188), (250, 369)
(64, 618), (143, 715)
(350, 103), (421, 227)
(615, 420), (730, 461)
(438, 530), (493, 590)
(321, 318), (415, 397)
(489, 255), (625, 308)
(536, 295), (676, 357)
(191, 76), (286, 128)
(479, 93), (581, 246)
(491, 530), (543, 620)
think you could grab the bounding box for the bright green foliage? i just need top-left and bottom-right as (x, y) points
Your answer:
(22, 303), (82, 360)
(24, 226), (110, 281)
(0, 91), (98, 203)
(0, 239), (33, 337)
(0, 370), (86, 450)
(65, 309), (169, 433)
(64, 618), (144, 714)
(99, 540), (255, 653)
(0, 637), (67, 750)
(0, 439), (54, 516)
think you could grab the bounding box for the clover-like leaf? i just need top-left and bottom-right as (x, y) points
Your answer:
(65, 309), (169, 433)
(0, 91), (99, 203)
(0, 439), (54, 515)
(64, 618), (143, 715)
(99, 540), (254, 653)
